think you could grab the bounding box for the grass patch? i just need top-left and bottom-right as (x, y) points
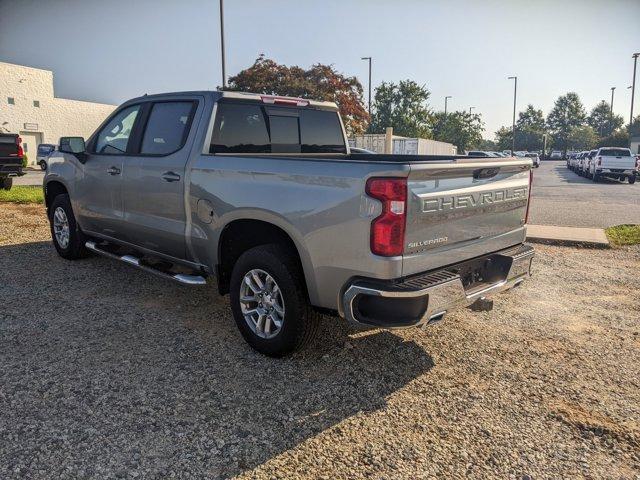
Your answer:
(0, 185), (44, 204)
(605, 224), (640, 246)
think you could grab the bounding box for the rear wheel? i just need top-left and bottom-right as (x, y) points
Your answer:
(1, 177), (12, 190)
(49, 194), (89, 260)
(629, 175), (636, 184)
(229, 244), (320, 357)
(39, 161), (47, 171)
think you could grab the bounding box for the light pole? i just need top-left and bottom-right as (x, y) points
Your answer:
(219, 0), (226, 88)
(631, 53), (639, 125)
(469, 106), (475, 115)
(508, 76), (517, 155)
(610, 86), (616, 134)
(361, 57), (372, 116)
(444, 96), (452, 115)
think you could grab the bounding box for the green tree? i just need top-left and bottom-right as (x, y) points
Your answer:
(514, 104), (546, 151)
(567, 125), (598, 151)
(597, 129), (630, 148)
(588, 101), (624, 138)
(227, 55), (369, 135)
(494, 126), (513, 151)
(627, 115), (640, 137)
(478, 138), (498, 150)
(546, 92), (587, 153)
(368, 80), (432, 138)
(431, 111), (484, 152)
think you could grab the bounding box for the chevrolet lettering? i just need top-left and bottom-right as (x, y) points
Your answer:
(422, 186), (528, 213)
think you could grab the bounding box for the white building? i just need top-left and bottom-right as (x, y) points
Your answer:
(0, 61), (117, 165)
(349, 128), (457, 155)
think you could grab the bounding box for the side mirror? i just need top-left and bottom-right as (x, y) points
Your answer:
(59, 137), (86, 154)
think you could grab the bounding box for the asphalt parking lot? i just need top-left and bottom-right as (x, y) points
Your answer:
(1, 204), (639, 479)
(529, 161), (640, 228)
(12, 170), (44, 186)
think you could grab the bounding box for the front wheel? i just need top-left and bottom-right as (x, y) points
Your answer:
(49, 194), (89, 260)
(229, 244), (320, 357)
(629, 175), (637, 184)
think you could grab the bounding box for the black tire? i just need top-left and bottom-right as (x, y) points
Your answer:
(229, 244), (320, 357)
(629, 175), (636, 184)
(39, 161), (47, 171)
(49, 194), (89, 260)
(1, 177), (12, 191)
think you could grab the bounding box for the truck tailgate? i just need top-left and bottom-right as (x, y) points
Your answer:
(601, 156), (636, 170)
(403, 158), (531, 276)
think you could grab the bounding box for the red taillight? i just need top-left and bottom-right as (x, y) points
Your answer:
(16, 136), (24, 158)
(525, 169), (533, 224)
(366, 177), (407, 257)
(260, 95), (309, 107)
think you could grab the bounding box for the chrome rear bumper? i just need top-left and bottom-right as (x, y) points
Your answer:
(342, 244), (534, 328)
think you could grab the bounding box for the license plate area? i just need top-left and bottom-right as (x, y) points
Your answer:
(448, 252), (512, 292)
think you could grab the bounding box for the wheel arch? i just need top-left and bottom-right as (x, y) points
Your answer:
(44, 180), (69, 212)
(216, 218), (317, 303)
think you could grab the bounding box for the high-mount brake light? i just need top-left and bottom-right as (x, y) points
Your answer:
(260, 95), (309, 107)
(366, 177), (407, 257)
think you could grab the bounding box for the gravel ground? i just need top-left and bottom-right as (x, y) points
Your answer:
(529, 161), (640, 228)
(1, 203), (639, 479)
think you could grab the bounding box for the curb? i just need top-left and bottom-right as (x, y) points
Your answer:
(526, 224), (610, 249)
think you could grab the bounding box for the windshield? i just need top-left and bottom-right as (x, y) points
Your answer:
(37, 145), (54, 154)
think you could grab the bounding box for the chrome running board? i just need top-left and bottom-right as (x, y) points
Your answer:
(85, 241), (207, 286)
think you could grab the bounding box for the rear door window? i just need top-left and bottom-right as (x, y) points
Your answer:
(140, 101), (194, 155)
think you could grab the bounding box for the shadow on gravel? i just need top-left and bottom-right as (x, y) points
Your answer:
(0, 241), (435, 478)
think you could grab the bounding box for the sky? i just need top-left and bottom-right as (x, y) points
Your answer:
(1, 0), (638, 137)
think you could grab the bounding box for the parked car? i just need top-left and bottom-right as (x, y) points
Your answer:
(569, 151), (585, 172)
(44, 91), (534, 356)
(0, 133), (24, 190)
(525, 152), (540, 168)
(36, 143), (56, 170)
(587, 147), (637, 183)
(349, 147), (376, 154)
(550, 150), (563, 160)
(580, 150), (598, 176)
(466, 150), (494, 157)
(566, 153), (576, 168)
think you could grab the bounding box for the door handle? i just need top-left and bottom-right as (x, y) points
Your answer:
(161, 171), (181, 182)
(107, 166), (121, 175)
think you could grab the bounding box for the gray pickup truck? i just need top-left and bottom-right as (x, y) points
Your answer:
(44, 91), (534, 356)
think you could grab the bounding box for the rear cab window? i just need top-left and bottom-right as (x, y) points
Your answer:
(599, 148), (631, 157)
(210, 101), (346, 154)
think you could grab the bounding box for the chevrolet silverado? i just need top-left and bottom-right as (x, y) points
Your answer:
(44, 91), (534, 356)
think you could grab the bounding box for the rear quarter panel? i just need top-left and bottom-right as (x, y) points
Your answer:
(187, 155), (409, 310)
